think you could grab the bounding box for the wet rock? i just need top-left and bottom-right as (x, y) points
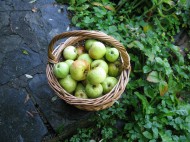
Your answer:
(0, 0), (13, 11)
(28, 74), (93, 133)
(0, 48), (42, 85)
(10, 12), (42, 52)
(0, 86), (47, 141)
(0, 12), (9, 30)
(12, 0), (32, 11)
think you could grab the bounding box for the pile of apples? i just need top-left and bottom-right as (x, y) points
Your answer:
(53, 39), (122, 99)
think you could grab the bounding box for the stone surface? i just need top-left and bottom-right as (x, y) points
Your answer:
(0, 47), (42, 85)
(0, 86), (48, 142)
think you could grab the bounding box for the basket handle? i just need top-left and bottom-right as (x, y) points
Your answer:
(48, 30), (130, 69)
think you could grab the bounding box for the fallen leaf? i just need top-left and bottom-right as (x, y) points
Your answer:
(25, 74), (33, 79)
(51, 96), (58, 102)
(22, 50), (28, 55)
(32, 7), (38, 12)
(29, 0), (37, 3)
(24, 94), (30, 104)
(66, 26), (70, 31)
(26, 111), (34, 118)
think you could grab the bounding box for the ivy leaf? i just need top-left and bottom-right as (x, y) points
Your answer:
(147, 71), (160, 83)
(159, 81), (168, 96)
(143, 131), (152, 139)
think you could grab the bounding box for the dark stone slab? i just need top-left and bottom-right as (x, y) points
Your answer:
(10, 12), (42, 52)
(0, 47), (42, 85)
(0, 12), (9, 30)
(39, 3), (79, 41)
(0, 0), (13, 11)
(12, 0), (32, 11)
(0, 86), (48, 142)
(28, 74), (93, 133)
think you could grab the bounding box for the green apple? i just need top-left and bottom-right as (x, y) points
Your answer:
(59, 75), (77, 93)
(85, 83), (103, 98)
(65, 60), (74, 68)
(101, 77), (118, 94)
(105, 48), (119, 62)
(108, 61), (122, 77)
(89, 41), (106, 59)
(75, 83), (85, 92)
(53, 62), (69, 79)
(70, 60), (90, 81)
(85, 39), (97, 51)
(63, 46), (77, 60)
(78, 53), (93, 65)
(76, 46), (85, 56)
(75, 90), (88, 99)
(87, 67), (106, 85)
(91, 59), (108, 73)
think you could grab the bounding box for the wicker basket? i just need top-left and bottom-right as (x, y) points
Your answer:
(46, 30), (131, 111)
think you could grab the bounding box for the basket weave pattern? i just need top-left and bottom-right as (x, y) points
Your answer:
(46, 30), (131, 111)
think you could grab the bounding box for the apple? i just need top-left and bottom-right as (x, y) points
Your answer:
(91, 59), (108, 73)
(59, 75), (77, 93)
(63, 46), (77, 60)
(70, 60), (90, 81)
(53, 62), (69, 79)
(75, 83), (85, 92)
(65, 59), (74, 67)
(78, 53), (93, 65)
(89, 41), (106, 59)
(87, 67), (106, 85)
(76, 46), (85, 56)
(108, 61), (122, 77)
(101, 77), (118, 94)
(75, 90), (88, 99)
(105, 48), (119, 62)
(85, 39), (97, 51)
(85, 83), (103, 98)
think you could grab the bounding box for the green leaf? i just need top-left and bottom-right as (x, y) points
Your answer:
(135, 92), (153, 114)
(159, 131), (173, 142)
(159, 80), (168, 96)
(83, 17), (94, 24)
(152, 127), (158, 139)
(169, 44), (184, 65)
(147, 71), (160, 83)
(143, 131), (152, 139)
(143, 65), (151, 73)
(108, 26), (117, 33)
(22, 50), (29, 55)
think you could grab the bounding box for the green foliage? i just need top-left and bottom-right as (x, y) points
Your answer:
(57, 0), (190, 141)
